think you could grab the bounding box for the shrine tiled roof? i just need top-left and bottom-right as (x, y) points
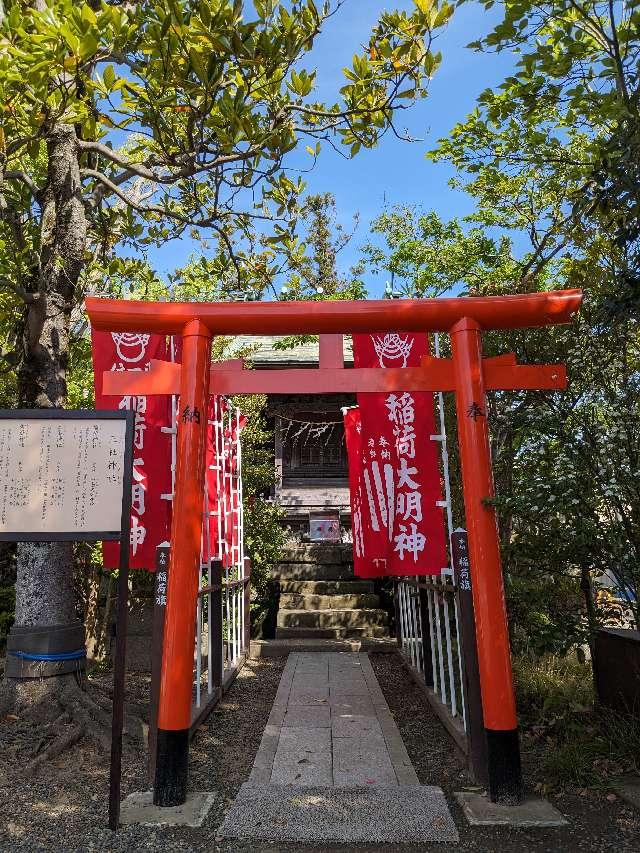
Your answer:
(228, 335), (354, 366)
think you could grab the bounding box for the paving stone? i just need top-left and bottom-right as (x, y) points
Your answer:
(454, 790), (569, 826)
(218, 784), (459, 844)
(330, 681), (370, 698)
(283, 705), (331, 728)
(333, 732), (398, 786)
(293, 667), (329, 681)
(330, 697), (378, 718)
(120, 791), (216, 827)
(329, 669), (366, 679)
(332, 713), (382, 739)
(272, 655), (297, 705)
(292, 675), (328, 691)
(247, 723), (281, 785)
(266, 703), (287, 727)
(294, 659), (329, 673)
(330, 684), (372, 700)
(328, 655), (365, 669)
(288, 687), (330, 706)
(270, 726), (332, 786)
(228, 651), (449, 840)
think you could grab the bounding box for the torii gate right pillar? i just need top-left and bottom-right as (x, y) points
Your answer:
(451, 317), (522, 803)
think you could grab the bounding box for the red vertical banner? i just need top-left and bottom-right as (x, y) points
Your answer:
(344, 407), (382, 578)
(347, 333), (448, 576)
(91, 330), (172, 570)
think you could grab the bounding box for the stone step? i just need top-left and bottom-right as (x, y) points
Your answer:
(219, 783), (459, 844)
(279, 580), (374, 595)
(275, 626), (389, 640)
(279, 592), (380, 611)
(280, 543), (352, 564)
(272, 563), (353, 581)
(277, 608), (389, 629)
(249, 637), (398, 657)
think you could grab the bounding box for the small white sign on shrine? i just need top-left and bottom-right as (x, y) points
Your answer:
(0, 410), (133, 541)
(309, 511), (341, 542)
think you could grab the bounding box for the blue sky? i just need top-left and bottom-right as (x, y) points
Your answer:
(147, 1), (516, 296)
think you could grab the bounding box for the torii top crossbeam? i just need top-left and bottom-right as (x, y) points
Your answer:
(86, 289), (581, 336)
(85, 288), (582, 810)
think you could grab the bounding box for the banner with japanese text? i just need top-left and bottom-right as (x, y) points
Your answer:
(91, 330), (172, 570)
(347, 332), (448, 576)
(344, 407), (378, 578)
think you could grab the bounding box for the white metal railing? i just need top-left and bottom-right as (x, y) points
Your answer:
(195, 395), (248, 715)
(397, 574), (466, 729)
(396, 333), (467, 731)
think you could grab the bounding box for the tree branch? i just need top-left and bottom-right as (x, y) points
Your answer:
(5, 171), (42, 202)
(0, 275), (36, 303)
(77, 139), (263, 186)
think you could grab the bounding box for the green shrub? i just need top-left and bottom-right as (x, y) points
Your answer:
(243, 497), (285, 637)
(507, 573), (587, 656)
(514, 654), (640, 788)
(514, 654), (593, 731)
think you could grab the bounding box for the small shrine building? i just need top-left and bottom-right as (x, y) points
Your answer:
(231, 336), (355, 539)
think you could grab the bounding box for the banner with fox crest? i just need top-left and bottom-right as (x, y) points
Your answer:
(344, 333), (447, 577)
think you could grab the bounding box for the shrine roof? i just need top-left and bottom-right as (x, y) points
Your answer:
(228, 335), (354, 366)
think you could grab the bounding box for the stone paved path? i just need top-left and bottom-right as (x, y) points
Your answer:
(219, 652), (459, 844)
(247, 651), (419, 786)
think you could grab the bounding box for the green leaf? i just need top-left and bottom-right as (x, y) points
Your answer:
(79, 31), (99, 59)
(103, 64), (116, 90)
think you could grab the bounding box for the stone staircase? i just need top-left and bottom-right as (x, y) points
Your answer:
(272, 543), (390, 641)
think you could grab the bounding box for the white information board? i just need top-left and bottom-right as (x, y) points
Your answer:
(0, 412), (132, 540)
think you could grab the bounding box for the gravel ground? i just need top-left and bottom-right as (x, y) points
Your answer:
(370, 654), (640, 853)
(1, 652), (638, 853)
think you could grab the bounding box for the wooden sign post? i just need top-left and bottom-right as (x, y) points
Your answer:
(0, 409), (134, 831)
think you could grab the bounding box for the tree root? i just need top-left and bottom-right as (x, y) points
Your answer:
(70, 685), (113, 731)
(24, 720), (85, 778)
(15, 678), (148, 778)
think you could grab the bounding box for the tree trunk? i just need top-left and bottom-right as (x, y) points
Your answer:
(7, 124), (88, 706)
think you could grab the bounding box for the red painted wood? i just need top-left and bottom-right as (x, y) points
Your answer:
(451, 317), (517, 732)
(319, 334), (344, 369)
(103, 358), (566, 397)
(86, 290), (583, 336)
(157, 321), (212, 732)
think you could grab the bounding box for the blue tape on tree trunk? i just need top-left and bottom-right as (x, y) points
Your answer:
(8, 649), (86, 661)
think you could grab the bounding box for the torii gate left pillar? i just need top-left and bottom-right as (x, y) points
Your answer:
(154, 320), (212, 805)
(87, 290), (582, 810)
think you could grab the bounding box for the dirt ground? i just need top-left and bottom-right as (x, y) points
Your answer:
(0, 652), (638, 852)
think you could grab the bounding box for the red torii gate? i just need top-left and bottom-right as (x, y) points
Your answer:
(86, 289), (582, 809)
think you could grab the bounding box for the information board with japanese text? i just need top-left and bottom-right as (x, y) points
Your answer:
(0, 411), (133, 541)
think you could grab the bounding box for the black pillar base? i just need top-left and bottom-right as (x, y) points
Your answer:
(486, 728), (524, 804)
(153, 729), (189, 807)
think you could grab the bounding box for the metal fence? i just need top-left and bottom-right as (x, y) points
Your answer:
(396, 573), (467, 745)
(193, 395), (250, 725)
(395, 333), (471, 752)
